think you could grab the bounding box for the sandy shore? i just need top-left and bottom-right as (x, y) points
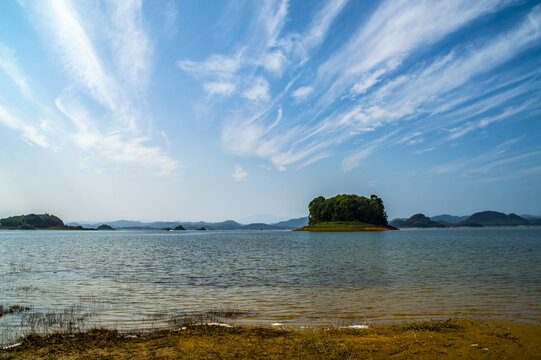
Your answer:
(2, 319), (540, 359)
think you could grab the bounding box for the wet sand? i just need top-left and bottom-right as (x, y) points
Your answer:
(2, 319), (540, 359)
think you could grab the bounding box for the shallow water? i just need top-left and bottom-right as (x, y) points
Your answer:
(1, 228), (540, 335)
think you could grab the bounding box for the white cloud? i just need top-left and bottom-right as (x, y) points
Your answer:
(415, 147), (435, 155)
(0, 105), (48, 148)
(299, 151), (331, 169)
(0, 104), (22, 129)
(183, 0), (540, 174)
(279, 0), (348, 64)
(163, 0), (178, 37)
(0, 43), (32, 99)
(428, 148), (541, 182)
(242, 78), (270, 102)
(300, 0), (348, 51)
(262, 50), (287, 74)
(259, 0), (288, 48)
(222, 120), (266, 156)
(340, 130), (397, 172)
(203, 81), (235, 96)
(99, 134), (179, 176)
(177, 52), (243, 78)
(350, 68), (386, 95)
(21, 126), (48, 148)
(160, 130), (172, 152)
(497, 135), (525, 149)
(106, 0), (153, 89)
(448, 102), (535, 140)
(232, 165), (248, 181)
(43, 0), (121, 117)
(222, 0), (518, 170)
(55, 81), (178, 176)
(464, 150), (541, 176)
(25, 0), (180, 175)
(314, 0), (513, 108)
(291, 86), (313, 101)
(310, 5), (541, 148)
(341, 147), (374, 172)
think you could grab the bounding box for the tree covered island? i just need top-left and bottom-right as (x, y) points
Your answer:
(0, 213), (89, 230)
(295, 194), (397, 231)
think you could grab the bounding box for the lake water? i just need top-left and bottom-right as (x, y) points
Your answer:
(1, 228), (540, 338)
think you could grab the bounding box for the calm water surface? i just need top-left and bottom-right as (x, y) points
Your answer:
(1, 228), (540, 333)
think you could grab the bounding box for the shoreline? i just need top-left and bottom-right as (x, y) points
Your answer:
(295, 221), (398, 231)
(2, 318), (540, 359)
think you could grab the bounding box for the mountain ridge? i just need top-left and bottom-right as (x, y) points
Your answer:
(67, 217), (309, 230)
(391, 211), (541, 228)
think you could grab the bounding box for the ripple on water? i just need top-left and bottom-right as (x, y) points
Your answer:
(0, 228), (540, 333)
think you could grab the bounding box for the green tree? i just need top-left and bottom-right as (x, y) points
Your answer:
(307, 194), (388, 226)
(308, 196), (325, 225)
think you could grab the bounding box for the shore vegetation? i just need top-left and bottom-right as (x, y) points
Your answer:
(295, 221), (396, 231)
(2, 319), (540, 359)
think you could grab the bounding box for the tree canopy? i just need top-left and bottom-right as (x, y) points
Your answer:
(0, 213), (64, 229)
(308, 194), (388, 226)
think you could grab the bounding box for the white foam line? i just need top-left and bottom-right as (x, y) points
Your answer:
(345, 324), (369, 329)
(2, 342), (22, 350)
(204, 322), (233, 328)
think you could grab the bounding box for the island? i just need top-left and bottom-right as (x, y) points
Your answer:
(295, 194), (397, 231)
(96, 224), (114, 230)
(0, 213), (88, 230)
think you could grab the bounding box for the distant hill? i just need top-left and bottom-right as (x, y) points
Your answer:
(241, 223), (282, 230)
(430, 214), (469, 224)
(66, 218), (307, 230)
(457, 211), (530, 227)
(208, 220), (243, 230)
(391, 211), (541, 228)
(391, 214), (446, 228)
(174, 221), (243, 230)
(100, 220), (145, 228)
(520, 214), (541, 220)
(68, 220), (145, 229)
(272, 217), (309, 229)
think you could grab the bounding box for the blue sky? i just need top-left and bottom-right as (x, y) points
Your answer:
(1, 0), (540, 223)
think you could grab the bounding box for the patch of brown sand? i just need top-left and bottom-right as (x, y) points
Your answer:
(2, 319), (540, 359)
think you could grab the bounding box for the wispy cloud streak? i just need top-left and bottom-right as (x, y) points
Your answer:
(24, 0), (179, 175)
(0, 43), (32, 99)
(175, 1), (540, 174)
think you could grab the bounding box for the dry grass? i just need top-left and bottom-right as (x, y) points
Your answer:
(2, 319), (540, 359)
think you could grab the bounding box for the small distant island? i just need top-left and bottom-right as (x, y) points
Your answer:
(96, 224), (115, 230)
(391, 211), (541, 228)
(295, 194), (397, 231)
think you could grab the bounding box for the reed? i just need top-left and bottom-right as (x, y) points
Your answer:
(0, 305), (31, 318)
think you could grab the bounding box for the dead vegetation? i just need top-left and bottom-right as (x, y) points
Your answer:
(2, 319), (540, 359)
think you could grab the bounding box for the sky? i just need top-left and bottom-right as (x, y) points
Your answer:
(1, 0), (540, 223)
